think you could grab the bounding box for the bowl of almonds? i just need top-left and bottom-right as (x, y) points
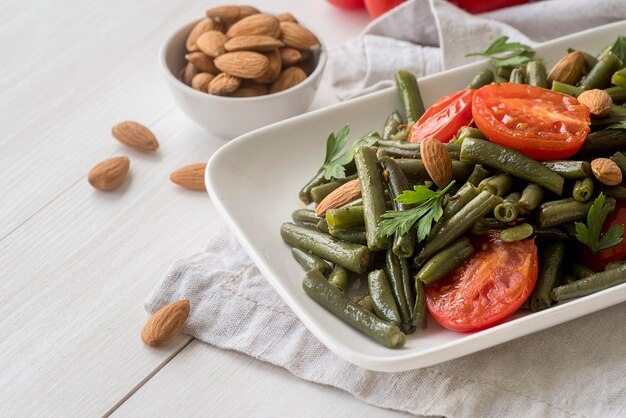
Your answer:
(160, 5), (326, 138)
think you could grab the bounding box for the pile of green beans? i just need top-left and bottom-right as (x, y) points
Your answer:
(284, 45), (626, 347)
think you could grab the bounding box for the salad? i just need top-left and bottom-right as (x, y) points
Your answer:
(280, 35), (626, 349)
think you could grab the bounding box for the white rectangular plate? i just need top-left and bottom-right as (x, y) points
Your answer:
(206, 21), (626, 372)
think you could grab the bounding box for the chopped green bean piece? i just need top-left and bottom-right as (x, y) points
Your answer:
(530, 241), (565, 311)
(500, 223), (534, 242)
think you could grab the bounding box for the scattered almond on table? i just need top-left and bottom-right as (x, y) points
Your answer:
(141, 299), (190, 347)
(88, 156), (130, 191)
(179, 5), (321, 97)
(112, 121), (159, 152)
(170, 163), (208, 191)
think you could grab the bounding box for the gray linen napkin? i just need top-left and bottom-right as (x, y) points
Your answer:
(147, 1), (626, 416)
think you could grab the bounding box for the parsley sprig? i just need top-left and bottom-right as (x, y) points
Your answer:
(318, 125), (375, 180)
(575, 193), (624, 254)
(375, 181), (455, 242)
(466, 36), (536, 67)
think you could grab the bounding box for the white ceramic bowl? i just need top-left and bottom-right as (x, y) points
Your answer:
(159, 18), (327, 138)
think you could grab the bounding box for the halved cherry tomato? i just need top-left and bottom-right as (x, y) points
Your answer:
(580, 200), (626, 272)
(472, 83), (590, 160)
(425, 233), (538, 332)
(364, 0), (405, 18)
(326, 0), (365, 10)
(408, 89), (474, 143)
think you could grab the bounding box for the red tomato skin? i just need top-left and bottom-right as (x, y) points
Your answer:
(425, 234), (538, 332)
(408, 89), (475, 143)
(448, 0), (529, 14)
(326, 0), (365, 10)
(580, 200), (626, 272)
(364, 0), (405, 19)
(472, 83), (590, 160)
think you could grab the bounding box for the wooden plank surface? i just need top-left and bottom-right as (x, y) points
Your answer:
(0, 0), (382, 415)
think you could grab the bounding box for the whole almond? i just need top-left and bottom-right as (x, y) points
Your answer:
(592, 158), (622, 186)
(270, 66), (307, 94)
(226, 14), (281, 38)
(141, 300), (190, 347)
(577, 89), (613, 117)
(316, 179), (362, 216)
(191, 72), (215, 92)
(279, 22), (320, 50)
(112, 121), (159, 152)
(225, 35), (284, 52)
(186, 18), (222, 52)
(547, 51), (585, 86)
(196, 30), (227, 58)
(208, 73), (241, 95)
(254, 49), (282, 83)
(230, 80), (268, 97)
(170, 163), (207, 190)
(183, 62), (198, 85)
(280, 47), (305, 66)
(214, 51), (269, 79)
(88, 157), (130, 191)
(177, 67), (185, 82)
(206, 5), (259, 25)
(185, 52), (219, 74)
(420, 137), (452, 188)
(276, 12), (298, 23)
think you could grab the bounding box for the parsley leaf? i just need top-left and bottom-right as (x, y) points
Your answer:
(318, 126), (376, 181)
(375, 182), (455, 242)
(575, 193), (624, 254)
(608, 120), (626, 130)
(466, 36), (536, 68)
(610, 35), (626, 64)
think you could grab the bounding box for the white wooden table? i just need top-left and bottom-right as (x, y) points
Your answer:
(0, 0), (411, 415)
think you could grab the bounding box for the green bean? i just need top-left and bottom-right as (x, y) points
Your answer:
(386, 249), (414, 334)
(612, 152), (626, 177)
(541, 160), (591, 179)
(294, 220), (317, 229)
(571, 262), (595, 280)
(532, 227), (568, 240)
(605, 86), (626, 103)
(416, 237), (474, 285)
(551, 263), (626, 302)
(578, 129), (626, 156)
(389, 127), (411, 142)
(518, 183), (544, 214)
(560, 274), (578, 285)
(494, 75), (508, 83)
(536, 198), (594, 228)
(372, 139), (420, 150)
(478, 173), (513, 196)
(497, 66), (513, 79)
(368, 269), (401, 325)
(461, 137), (565, 195)
(340, 197), (363, 208)
(466, 164), (491, 186)
(299, 170), (327, 205)
(400, 255), (415, 320)
(605, 261), (626, 271)
(376, 146), (461, 160)
(354, 146), (392, 251)
(413, 279), (427, 329)
(310, 174), (358, 205)
(467, 68), (494, 89)
(316, 218), (329, 234)
(551, 81), (582, 97)
(430, 182), (479, 238)
(612, 68), (626, 89)
(291, 248), (331, 274)
(328, 265), (349, 292)
(509, 67), (526, 84)
(603, 185), (626, 200)
(379, 157), (416, 258)
(291, 209), (319, 224)
(530, 241), (565, 311)
(494, 192), (521, 223)
(572, 177), (594, 202)
(414, 191), (502, 266)
(326, 206), (364, 230)
(395, 70), (425, 124)
(383, 111), (403, 140)
(455, 126), (486, 142)
(580, 53), (622, 90)
(526, 61), (548, 88)
(354, 294), (375, 312)
(280, 223), (371, 274)
(469, 217), (508, 235)
(393, 158), (473, 183)
(500, 223), (534, 242)
(329, 228), (367, 245)
(303, 269), (405, 348)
